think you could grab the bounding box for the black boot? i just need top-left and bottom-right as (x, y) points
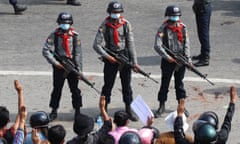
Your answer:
(74, 108), (81, 119)
(125, 104), (138, 122)
(194, 55), (210, 67)
(192, 54), (202, 61)
(49, 109), (58, 121)
(154, 102), (165, 118)
(13, 4), (27, 14)
(67, 0), (81, 6)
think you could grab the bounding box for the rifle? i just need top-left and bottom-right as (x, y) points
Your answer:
(102, 48), (159, 84)
(162, 45), (215, 86)
(49, 49), (101, 94)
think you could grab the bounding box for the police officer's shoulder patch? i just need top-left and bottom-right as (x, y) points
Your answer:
(98, 26), (104, 32)
(47, 38), (53, 43)
(158, 32), (164, 38)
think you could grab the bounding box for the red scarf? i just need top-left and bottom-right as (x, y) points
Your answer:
(166, 20), (184, 43)
(105, 16), (126, 46)
(55, 28), (74, 58)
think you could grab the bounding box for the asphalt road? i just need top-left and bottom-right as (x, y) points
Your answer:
(0, 0), (240, 143)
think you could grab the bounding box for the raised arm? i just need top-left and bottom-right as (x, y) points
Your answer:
(99, 96), (110, 121)
(174, 99), (191, 144)
(216, 86), (237, 143)
(12, 80), (25, 134)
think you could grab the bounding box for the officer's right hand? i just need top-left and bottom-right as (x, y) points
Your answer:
(168, 57), (177, 63)
(107, 55), (118, 64)
(56, 63), (64, 69)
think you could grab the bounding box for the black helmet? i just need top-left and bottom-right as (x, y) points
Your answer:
(193, 120), (217, 143)
(165, 5), (181, 16)
(119, 131), (142, 144)
(30, 111), (50, 128)
(57, 12), (73, 25)
(198, 111), (219, 129)
(107, 1), (124, 13)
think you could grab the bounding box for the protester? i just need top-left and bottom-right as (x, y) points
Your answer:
(42, 12), (83, 121)
(13, 106), (27, 144)
(48, 125), (66, 144)
(66, 95), (114, 144)
(99, 96), (158, 144)
(119, 131), (142, 144)
(155, 110), (193, 144)
(154, 5), (191, 118)
(174, 86), (237, 144)
(24, 111), (50, 144)
(93, 0), (140, 121)
(0, 80), (26, 144)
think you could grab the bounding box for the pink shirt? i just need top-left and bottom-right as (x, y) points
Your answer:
(109, 126), (138, 144)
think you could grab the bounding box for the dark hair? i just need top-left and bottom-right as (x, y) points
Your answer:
(48, 125), (66, 144)
(73, 113), (94, 136)
(0, 106), (10, 129)
(113, 110), (129, 127)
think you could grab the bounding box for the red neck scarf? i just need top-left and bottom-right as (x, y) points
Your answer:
(166, 20), (184, 43)
(105, 16), (126, 46)
(55, 28), (74, 58)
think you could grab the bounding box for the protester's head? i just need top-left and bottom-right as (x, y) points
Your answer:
(198, 111), (219, 129)
(138, 128), (154, 144)
(30, 111), (50, 128)
(119, 131), (142, 144)
(0, 106), (10, 129)
(73, 113), (94, 136)
(48, 125), (66, 144)
(113, 110), (129, 127)
(192, 111), (219, 143)
(165, 5), (181, 22)
(138, 127), (160, 144)
(193, 120), (217, 144)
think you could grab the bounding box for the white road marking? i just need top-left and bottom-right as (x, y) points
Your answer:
(0, 70), (239, 84)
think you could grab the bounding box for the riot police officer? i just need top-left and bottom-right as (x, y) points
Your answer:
(192, 0), (212, 67)
(42, 12), (83, 121)
(154, 5), (191, 118)
(93, 1), (140, 121)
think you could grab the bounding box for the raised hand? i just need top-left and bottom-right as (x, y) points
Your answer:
(230, 86), (237, 104)
(177, 99), (185, 117)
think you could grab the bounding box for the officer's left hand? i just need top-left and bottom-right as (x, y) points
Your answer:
(133, 64), (140, 73)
